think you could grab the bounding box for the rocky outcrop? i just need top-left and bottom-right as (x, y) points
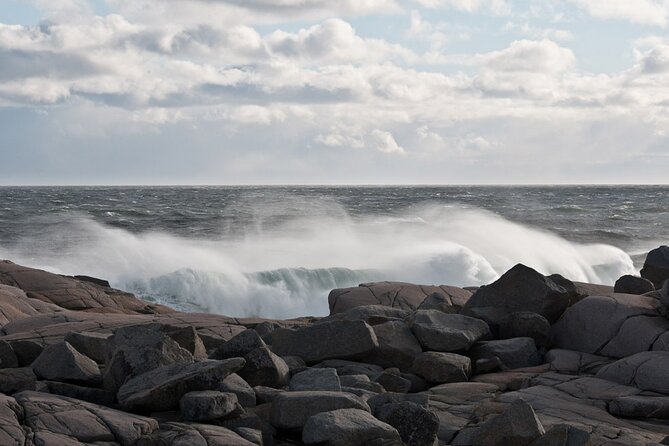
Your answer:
(302, 408), (403, 445)
(614, 274), (656, 295)
(641, 245), (669, 289)
(409, 310), (491, 352)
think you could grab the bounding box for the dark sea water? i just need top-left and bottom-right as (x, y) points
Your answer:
(0, 186), (666, 317)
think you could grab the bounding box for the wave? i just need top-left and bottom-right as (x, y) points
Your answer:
(0, 203), (637, 318)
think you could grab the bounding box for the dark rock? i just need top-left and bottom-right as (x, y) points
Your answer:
(499, 312), (551, 347)
(254, 385), (285, 404)
(463, 264), (573, 325)
(473, 400), (545, 446)
(367, 392), (430, 414)
(339, 374), (384, 393)
(527, 424), (590, 446)
(180, 390), (240, 421)
(400, 372), (430, 393)
(281, 355), (307, 376)
(0, 393), (24, 445)
(117, 358), (245, 412)
(64, 331), (111, 363)
(375, 401), (439, 446)
(614, 275), (656, 295)
(474, 357), (503, 375)
(608, 395), (669, 419)
(32, 341), (101, 385)
(209, 329), (266, 360)
(469, 338), (542, 370)
(269, 391), (370, 430)
(220, 413), (277, 445)
(44, 380), (115, 405)
(323, 304), (411, 325)
(290, 367), (341, 392)
(135, 421), (255, 445)
(0, 367), (37, 394)
(544, 349), (611, 375)
(302, 408), (403, 445)
(7, 339), (43, 366)
(409, 310), (491, 352)
(365, 320), (423, 372)
(374, 369), (411, 393)
(236, 427), (264, 445)
(238, 347), (289, 388)
(220, 373), (256, 407)
(412, 351), (471, 384)
(314, 359), (383, 378)
(0, 340), (18, 369)
(161, 325), (208, 360)
(641, 246), (669, 289)
(418, 292), (460, 313)
(271, 320), (378, 363)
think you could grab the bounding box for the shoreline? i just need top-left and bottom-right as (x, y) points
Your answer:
(0, 246), (666, 445)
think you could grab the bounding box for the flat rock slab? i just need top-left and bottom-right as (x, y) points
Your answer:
(290, 367), (341, 392)
(271, 320), (378, 363)
(410, 310), (491, 352)
(117, 358), (245, 412)
(302, 408), (403, 446)
(269, 391), (370, 430)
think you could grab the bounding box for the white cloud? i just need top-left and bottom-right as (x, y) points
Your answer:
(484, 39), (576, 73)
(414, 0), (511, 15)
(370, 129), (406, 154)
(569, 0), (669, 27)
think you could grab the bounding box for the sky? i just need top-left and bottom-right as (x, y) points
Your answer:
(0, 0), (668, 185)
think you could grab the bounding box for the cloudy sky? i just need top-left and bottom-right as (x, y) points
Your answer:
(1, 0), (668, 185)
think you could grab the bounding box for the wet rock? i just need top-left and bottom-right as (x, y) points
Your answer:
(290, 367), (341, 392)
(0, 367), (37, 394)
(269, 391), (370, 431)
(614, 275), (656, 295)
(64, 331), (111, 363)
(527, 424), (591, 446)
(32, 341), (101, 385)
(596, 351), (669, 394)
(220, 373), (256, 407)
(473, 400), (545, 446)
(180, 391), (240, 421)
(365, 320), (423, 372)
(271, 320), (378, 363)
(469, 338), (542, 370)
(375, 401), (439, 446)
(409, 310), (491, 352)
(209, 329), (266, 360)
(0, 340), (18, 369)
(641, 246), (669, 289)
(238, 347), (290, 388)
(609, 395), (669, 419)
(412, 351), (471, 384)
(499, 312), (551, 347)
(117, 358), (245, 412)
(302, 408), (403, 445)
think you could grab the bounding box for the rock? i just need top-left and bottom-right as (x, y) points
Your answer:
(374, 369), (411, 393)
(609, 395), (669, 419)
(254, 385), (284, 404)
(220, 414), (277, 445)
(412, 352), (471, 384)
(0, 367), (37, 394)
(614, 275), (656, 295)
(409, 310), (491, 352)
(418, 292), (460, 314)
(401, 372), (430, 392)
(314, 359), (383, 378)
(469, 338), (542, 370)
(0, 394), (24, 446)
(290, 367), (341, 392)
(220, 373), (256, 407)
(365, 320), (423, 372)
(7, 339), (43, 366)
(236, 427), (264, 445)
(527, 424), (591, 446)
(180, 391), (240, 421)
(32, 341), (101, 385)
(238, 347), (289, 388)
(375, 401), (440, 446)
(136, 421), (256, 445)
(209, 329), (266, 360)
(339, 374), (384, 393)
(44, 381), (116, 406)
(0, 340), (18, 369)
(271, 320), (378, 363)
(463, 264), (574, 326)
(641, 246), (669, 289)
(161, 325), (208, 360)
(302, 408), (403, 445)
(473, 400), (545, 446)
(367, 392), (430, 414)
(269, 391), (370, 430)
(64, 331), (111, 363)
(544, 349), (612, 375)
(328, 281), (471, 315)
(596, 352), (669, 394)
(499, 312), (551, 347)
(117, 358), (245, 412)
(323, 305), (412, 325)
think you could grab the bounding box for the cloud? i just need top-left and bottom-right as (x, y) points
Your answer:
(483, 39), (576, 73)
(370, 129), (406, 154)
(414, 0), (511, 15)
(569, 0), (669, 27)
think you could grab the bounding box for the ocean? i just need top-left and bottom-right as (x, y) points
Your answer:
(0, 185), (666, 318)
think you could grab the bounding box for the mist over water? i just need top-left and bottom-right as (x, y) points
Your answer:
(0, 186), (648, 318)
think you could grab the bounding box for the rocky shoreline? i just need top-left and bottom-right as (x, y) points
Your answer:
(0, 246), (668, 445)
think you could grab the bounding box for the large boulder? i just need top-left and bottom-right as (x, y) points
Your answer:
(302, 408), (403, 445)
(498, 312), (551, 347)
(375, 401), (440, 446)
(364, 321), (423, 371)
(463, 264), (574, 326)
(473, 400), (545, 446)
(608, 395), (669, 419)
(136, 422), (256, 445)
(528, 424), (590, 446)
(290, 367), (341, 392)
(271, 320), (378, 363)
(32, 341), (101, 385)
(64, 331), (111, 363)
(0, 368), (37, 394)
(179, 390), (240, 421)
(219, 373), (256, 407)
(209, 329), (266, 360)
(412, 352), (471, 384)
(469, 338), (542, 370)
(614, 275), (655, 295)
(238, 346), (289, 388)
(322, 305), (411, 325)
(117, 358), (245, 412)
(409, 310), (491, 352)
(596, 351), (669, 394)
(269, 391), (370, 431)
(0, 340), (18, 369)
(641, 246), (669, 289)
(328, 282), (471, 315)
(544, 349), (611, 375)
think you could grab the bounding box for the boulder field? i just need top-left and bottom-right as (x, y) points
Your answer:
(0, 246), (667, 445)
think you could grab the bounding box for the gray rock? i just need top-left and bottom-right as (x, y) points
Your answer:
(609, 395), (669, 419)
(323, 305), (412, 325)
(401, 372), (430, 392)
(0, 340), (18, 369)
(269, 391), (370, 430)
(0, 394), (24, 446)
(0, 367), (36, 394)
(220, 414), (277, 445)
(290, 367), (341, 392)
(253, 385), (284, 404)
(595, 351), (669, 394)
(463, 264), (573, 325)
(7, 339), (43, 366)
(527, 424), (591, 446)
(614, 275), (656, 295)
(641, 245), (669, 289)
(418, 292), (460, 314)
(409, 310), (491, 352)
(180, 390), (240, 421)
(365, 321), (423, 372)
(375, 401), (439, 446)
(238, 347), (289, 388)
(64, 331), (111, 363)
(499, 312), (551, 347)
(374, 369), (411, 393)
(45, 381), (115, 405)
(544, 349), (612, 375)
(235, 427), (264, 445)
(220, 373), (256, 407)
(367, 392), (430, 414)
(117, 358), (245, 412)
(209, 329), (266, 360)
(302, 408), (403, 445)
(469, 338), (542, 370)
(473, 400), (545, 446)
(32, 341), (101, 385)
(271, 320), (379, 363)
(281, 355), (307, 376)
(339, 374), (384, 393)
(161, 325), (208, 360)
(136, 421), (256, 445)
(314, 359), (383, 378)
(412, 351), (471, 384)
